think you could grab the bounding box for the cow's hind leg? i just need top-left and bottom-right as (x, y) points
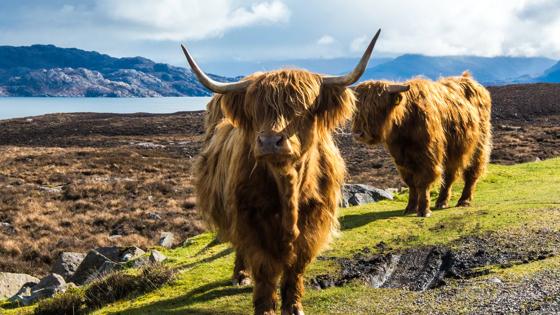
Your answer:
(232, 250), (251, 286)
(457, 148), (488, 207)
(435, 166), (459, 209)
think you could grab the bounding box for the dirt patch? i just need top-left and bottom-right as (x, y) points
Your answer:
(310, 228), (560, 291)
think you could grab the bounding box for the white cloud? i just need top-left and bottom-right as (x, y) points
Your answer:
(349, 35), (368, 53)
(97, 0), (290, 41)
(302, 0), (560, 58)
(317, 35), (335, 45)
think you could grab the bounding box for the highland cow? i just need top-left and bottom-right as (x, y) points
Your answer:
(183, 30), (380, 315)
(352, 72), (492, 217)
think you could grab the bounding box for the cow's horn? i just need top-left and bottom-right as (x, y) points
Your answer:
(181, 44), (251, 94)
(322, 29), (381, 86)
(387, 84), (410, 93)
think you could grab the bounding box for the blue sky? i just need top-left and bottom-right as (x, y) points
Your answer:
(1, 0), (560, 65)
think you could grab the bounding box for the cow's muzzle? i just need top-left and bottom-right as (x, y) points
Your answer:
(255, 132), (291, 158)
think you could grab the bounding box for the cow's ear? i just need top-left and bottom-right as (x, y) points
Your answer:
(315, 85), (356, 131)
(220, 91), (252, 130)
(387, 84), (409, 106)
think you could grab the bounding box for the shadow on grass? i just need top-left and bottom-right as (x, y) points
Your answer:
(175, 247), (234, 271)
(105, 279), (250, 315)
(339, 208), (406, 230)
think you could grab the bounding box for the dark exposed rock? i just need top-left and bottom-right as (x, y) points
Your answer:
(311, 230), (559, 291)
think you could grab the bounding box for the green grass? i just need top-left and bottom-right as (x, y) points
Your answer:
(2, 158), (559, 315)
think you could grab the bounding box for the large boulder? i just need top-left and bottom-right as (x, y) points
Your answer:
(0, 272), (39, 299)
(51, 252), (86, 281)
(69, 250), (115, 285)
(9, 273), (67, 305)
(340, 184), (394, 208)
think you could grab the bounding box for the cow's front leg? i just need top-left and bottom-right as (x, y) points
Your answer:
(232, 250), (251, 286)
(253, 260), (282, 315)
(281, 258), (308, 315)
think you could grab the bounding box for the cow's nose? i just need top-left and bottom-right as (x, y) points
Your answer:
(256, 133), (288, 155)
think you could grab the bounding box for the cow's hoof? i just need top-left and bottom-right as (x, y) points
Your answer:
(403, 207), (416, 215)
(417, 210), (432, 218)
(456, 200), (471, 207)
(434, 202), (448, 209)
(281, 306), (304, 315)
(232, 273), (252, 286)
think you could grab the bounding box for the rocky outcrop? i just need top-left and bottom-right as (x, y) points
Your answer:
(340, 184), (393, 208)
(0, 44), (234, 97)
(70, 246), (145, 285)
(51, 252), (86, 281)
(9, 273), (69, 306)
(0, 272), (39, 299)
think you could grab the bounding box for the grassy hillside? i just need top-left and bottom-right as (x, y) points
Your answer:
(3, 158), (559, 314)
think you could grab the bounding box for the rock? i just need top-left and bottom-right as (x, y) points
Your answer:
(95, 246), (145, 262)
(51, 252), (86, 281)
(10, 273), (68, 305)
(340, 184), (394, 208)
(158, 232), (175, 248)
(121, 247), (146, 262)
(69, 247), (145, 285)
(147, 212), (161, 220)
(34, 273), (66, 291)
(149, 250), (167, 263)
(0, 222), (15, 234)
(488, 277), (503, 284)
(132, 256), (151, 268)
(69, 250), (114, 285)
(97, 261), (123, 276)
(0, 272), (39, 299)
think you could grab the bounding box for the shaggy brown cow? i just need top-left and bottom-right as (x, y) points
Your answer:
(183, 30), (380, 315)
(352, 72), (492, 217)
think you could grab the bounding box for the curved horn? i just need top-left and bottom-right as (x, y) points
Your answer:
(387, 84), (410, 94)
(181, 44), (251, 94)
(322, 29), (381, 86)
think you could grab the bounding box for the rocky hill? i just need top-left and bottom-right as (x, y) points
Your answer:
(0, 45), (233, 97)
(361, 54), (557, 84)
(537, 61), (560, 82)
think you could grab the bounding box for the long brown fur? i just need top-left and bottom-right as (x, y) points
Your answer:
(352, 72), (492, 217)
(195, 69), (354, 314)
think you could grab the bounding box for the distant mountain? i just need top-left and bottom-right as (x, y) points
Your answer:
(0, 45), (233, 97)
(199, 57), (394, 77)
(360, 54), (557, 85)
(536, 61), (560, 82)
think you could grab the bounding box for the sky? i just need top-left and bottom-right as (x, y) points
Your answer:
(1, 0), (560, 65)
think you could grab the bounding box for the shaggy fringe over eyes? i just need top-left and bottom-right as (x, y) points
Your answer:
(218, 69), (355, 133)
(316, 83), (356, 133)
(352, 81), (397, 141)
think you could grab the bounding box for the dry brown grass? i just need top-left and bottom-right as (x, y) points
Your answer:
(0, 145), (204, 275)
